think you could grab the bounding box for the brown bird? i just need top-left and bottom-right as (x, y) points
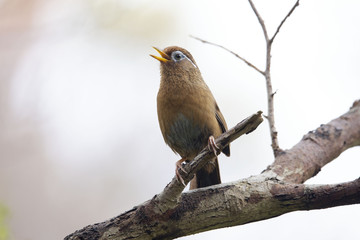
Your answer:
(150, 46), (230, 190)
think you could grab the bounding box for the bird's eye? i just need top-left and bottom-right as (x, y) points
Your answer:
(172, 51), (185, 61)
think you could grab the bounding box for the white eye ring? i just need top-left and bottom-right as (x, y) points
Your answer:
(171, 51), (185, 61)
(171, 51), (197, 68)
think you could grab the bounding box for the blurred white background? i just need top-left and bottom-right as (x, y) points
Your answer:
(0, 0), (359, 239)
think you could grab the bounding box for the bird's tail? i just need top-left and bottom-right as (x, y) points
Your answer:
(189, 157), (221, 190)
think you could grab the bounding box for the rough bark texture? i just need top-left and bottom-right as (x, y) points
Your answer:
(263, 100), (360, 183)
(68, 178), (360, 240)
(65, 100), (360, 240)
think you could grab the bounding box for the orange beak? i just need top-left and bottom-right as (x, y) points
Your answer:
(150, 47), (170, 63)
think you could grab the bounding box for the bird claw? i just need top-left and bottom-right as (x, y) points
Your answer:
(175, 158), (187, 186)
(208, 136), (220, 155)
(176, 172), (186, 187)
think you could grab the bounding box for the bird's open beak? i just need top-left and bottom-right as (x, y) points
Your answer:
(150, 47), (170, 63)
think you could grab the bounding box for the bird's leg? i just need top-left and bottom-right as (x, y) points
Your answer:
(175, 158), (187, 186)
(208, 135), (220, 155)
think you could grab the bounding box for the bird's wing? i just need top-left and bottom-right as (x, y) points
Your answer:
(215, 103), (230, 156)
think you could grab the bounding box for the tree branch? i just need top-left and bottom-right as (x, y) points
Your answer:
(151, 111), (263, 212)
(248, 0), (270, 42)
(176, 178), (360, 236)
(249, 0), (275, 155)
(248, 0), (300, 156)
(192, 1), (300, 157)
(270, 0), (300, 43)
(189, 35), (264, 75)
(65, 101), (360, 240)
(263, 99), (360, 183)
(65, 177), (360, 240)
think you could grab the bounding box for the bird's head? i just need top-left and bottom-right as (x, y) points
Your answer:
(150, 46), (198, 73)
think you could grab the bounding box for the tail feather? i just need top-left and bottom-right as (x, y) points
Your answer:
(189, 157), (221, 190)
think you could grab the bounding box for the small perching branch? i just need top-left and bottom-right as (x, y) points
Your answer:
(151, 111), (264, 212)
(192, 0), (300, 157)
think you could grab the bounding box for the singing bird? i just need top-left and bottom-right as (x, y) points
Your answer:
(150, 46), (230, 189)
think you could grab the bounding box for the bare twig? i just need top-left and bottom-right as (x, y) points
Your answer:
(192, 1), (300, 157)
(248, 0), (279, 155)
(189, 35), (264, 75)
(248, 0), (300, 156)
(270, 0), (300, 43)
(248, 0), (270, 42)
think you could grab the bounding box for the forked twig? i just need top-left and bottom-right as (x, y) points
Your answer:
(192, 1), (300, 157)
(248, 0), (300, 156)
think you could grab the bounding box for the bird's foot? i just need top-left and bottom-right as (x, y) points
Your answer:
(208, 135), (220, 155)
(175, 158), (187, 186)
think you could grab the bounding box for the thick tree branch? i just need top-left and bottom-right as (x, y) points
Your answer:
(263, 100), (360, 183)
(65, 101), (360, 240)
(65, 178), (360, 240)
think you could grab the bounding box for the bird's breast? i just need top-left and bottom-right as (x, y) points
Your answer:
(157, 86), (221, 159)
(164, 113), (211, 158)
